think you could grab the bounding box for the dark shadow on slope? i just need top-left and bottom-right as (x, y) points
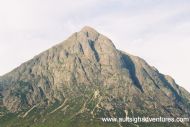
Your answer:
(158, 74), (190, 114)
(159, 74), (183, 102)
(88, 40), (100, 62)
(121, 54), (144, 93)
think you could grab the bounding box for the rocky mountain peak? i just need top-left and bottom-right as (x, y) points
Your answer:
(56, 26), (115, 52)
(0, 26), (190, 127)
(80, 26), (99, 35)
(77, 26), (115, 47)
(50, 26), (119, 68)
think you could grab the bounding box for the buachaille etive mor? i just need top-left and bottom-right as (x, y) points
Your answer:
(0, 26), (190, 127)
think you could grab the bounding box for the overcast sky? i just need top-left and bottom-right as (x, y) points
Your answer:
(0, 0), (190, 92)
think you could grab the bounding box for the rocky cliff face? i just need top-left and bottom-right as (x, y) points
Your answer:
(0, 26), (190, 127)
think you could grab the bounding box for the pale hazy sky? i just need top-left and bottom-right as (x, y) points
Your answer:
(0, 0), (190, 92)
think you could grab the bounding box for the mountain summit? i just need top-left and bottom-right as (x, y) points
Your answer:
(0, 26), (190, 127)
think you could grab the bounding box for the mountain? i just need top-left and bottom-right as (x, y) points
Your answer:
(0, 26), (190, 127)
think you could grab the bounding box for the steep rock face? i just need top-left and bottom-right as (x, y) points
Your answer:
(0, 27), (124, 112)
(0, 26), (190, 126)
